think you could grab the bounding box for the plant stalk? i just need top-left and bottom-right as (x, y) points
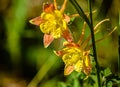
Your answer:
(69, 0), (101, 87)
(88, 0), (101, 87)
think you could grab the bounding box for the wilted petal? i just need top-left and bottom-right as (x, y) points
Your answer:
(29, 16), (46, 26)
(44, 34), (54, 48)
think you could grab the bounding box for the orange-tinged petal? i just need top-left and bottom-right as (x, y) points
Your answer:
(54, 50), (64, 56)
(63, 42), (80, 48)
(29, 16), (46, 26)
(43, 3), (55, 13)
(63, 14), (70, 23)
(62, 29), (73, 42)
(64, 65), (74, 75)
(44, 34), (54, 48)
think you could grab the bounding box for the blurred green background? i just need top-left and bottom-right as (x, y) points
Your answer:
(0, 0), (119, 87)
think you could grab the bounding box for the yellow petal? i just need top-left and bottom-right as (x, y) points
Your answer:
(74, 60), (83, 72)
(40, 10), (67, 39)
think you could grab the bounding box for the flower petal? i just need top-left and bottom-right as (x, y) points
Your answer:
(82, 51), (92, 75)
(44, 34), (54, 48)
(64, 65), (74, 75)
(43, 3), (55, 13)
(62, 29), (73, 42)
(29, 16), (46, 26)
(63, 42), (80, 48)
(54, 50), (64, 56)
(63, 14), (70, 23)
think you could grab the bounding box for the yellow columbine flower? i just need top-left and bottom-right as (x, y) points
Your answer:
(55, 19), (117, 76)
(40, 10), (67, 39)
(55, 42), (92, 75)
(29, 0), (73, 48)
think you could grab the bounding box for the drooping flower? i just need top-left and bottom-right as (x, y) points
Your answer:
(29, 0), (73, 48)
(55, 42), (92, 75)
(54, 19), (117, 76)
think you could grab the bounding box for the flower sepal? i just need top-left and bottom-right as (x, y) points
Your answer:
(44, 34), (54, 48)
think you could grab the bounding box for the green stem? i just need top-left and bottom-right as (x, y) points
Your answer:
(69, 0), (91, 26)
(119, 10), (120, 79)
(69, 0), (101, 87)
(88, 0), (101, 87)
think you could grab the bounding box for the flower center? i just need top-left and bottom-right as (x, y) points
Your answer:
(62, 47), (83, 65)
(40, 10), (67, 38)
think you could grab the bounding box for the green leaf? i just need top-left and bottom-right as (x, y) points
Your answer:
(104, 67), (112, 77)
(107, 81), (113, 87)
(58, 82), (67, 87)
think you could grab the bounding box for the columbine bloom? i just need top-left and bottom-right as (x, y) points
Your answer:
(29, 0), (73, 48)
(55, 42), (92, 75)
(55, 19), (117, 76)
(29, 0), (117, 76)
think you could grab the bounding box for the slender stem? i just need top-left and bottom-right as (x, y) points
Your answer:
(88, 0), (101, 87)
(119, 10), (120, 78)
(69, 0), (101, 86)
(69, 0), (91, 27)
